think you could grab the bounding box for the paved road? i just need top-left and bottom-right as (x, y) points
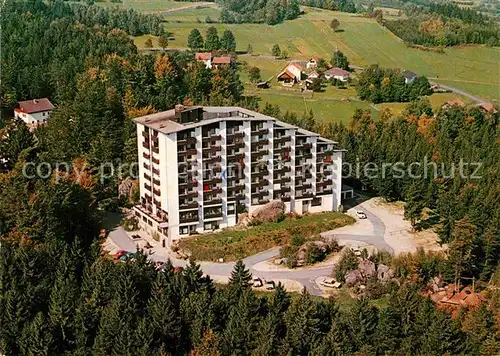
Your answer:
(428, 81), (487, 104)
(108, 202), (390, 294)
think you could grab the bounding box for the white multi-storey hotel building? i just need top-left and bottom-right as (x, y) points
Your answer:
(133, 105), (346, 248)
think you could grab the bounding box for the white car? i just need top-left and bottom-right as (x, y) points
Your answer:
(265, 280), (275, 290)
(252, 276), (263, 288)
(356, 210), (367, 219)
(320, 277), (342, 289)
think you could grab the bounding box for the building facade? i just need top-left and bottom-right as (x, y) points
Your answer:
(133, 106), (344, 247)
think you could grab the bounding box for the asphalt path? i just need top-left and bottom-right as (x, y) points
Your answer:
(109, 201), (393, 294)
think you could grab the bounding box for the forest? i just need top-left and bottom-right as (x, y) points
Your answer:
(0, 0), (499, 355)
(219, 0), (301, 24)
(300, 0), (356, 13)
(384, 2), (499, 46)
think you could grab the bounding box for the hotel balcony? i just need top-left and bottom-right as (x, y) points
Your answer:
(152, 167), (160, 176)
(202, 145), (221, 153)
(204, 196), (222, 206)
(251, 150), (268, 161)
(296, 191), (314, 199)
(143, 163), (150, 170)
(274, 135), (291, 144)
(179, 190), (198, 199)
(178, 148), (197, 156)
(227, 192), (245, 201)
(152, 156), (160, 165)
(251, 179), (269, 187)
(144, 173), (151, 181)
(142, 131), (149, 139)
(143, 152), (150, 159)
(316, 179), (332, 187)
(295, 182), (312, 190)
(152, 145), (159, 154)
(204, 208), (223, 219)
(228, 183), (245, 192)
(179, 201), (199, 210)
(251, 127), (269, 135)
(316, 189), (333, 196)
(274, 145), (291, 153)
(179, 214), (199, 224)
(203, 155), (222, 164)
(274, 176), (291, 184)
(142, 141), (150, 150)
(179, 179), (198, 189)
(227, 152), (245, 163)
(251, 169), (269, 178)
(227, 130), (245, 139)
(202, 133), (221, 142)
(153, 188), (161, 196)
(145, 183), (151, 191)
(177, 136), (197, 146)
(274, 165), (291, 174)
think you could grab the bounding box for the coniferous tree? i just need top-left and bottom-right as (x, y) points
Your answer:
(220, 29), (236, 52)
(188, 28), (204, 51)
(228, 260), (252, 294)
(205, 27), (220, 51)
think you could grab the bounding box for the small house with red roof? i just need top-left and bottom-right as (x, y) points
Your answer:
(14, 98), (54, 129)
(195, 52), (213, 68)
(277, 62), (303, 86)
(477, 102), (496, 113)
(212, 56), (232, 68)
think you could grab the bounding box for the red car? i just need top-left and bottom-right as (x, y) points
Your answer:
(113, 250), (127, 260)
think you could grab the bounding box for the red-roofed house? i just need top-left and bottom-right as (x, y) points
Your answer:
(477, 102), (496, 113)
(442, 98), (465, 109)
(14, 98), (54, 128)
(195, 52), (213, 68)
(277, 62), (303, 86)
(212, 56), (232, 68)
(324, 67), (350, 82)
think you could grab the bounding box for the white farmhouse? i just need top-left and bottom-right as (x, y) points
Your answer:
(324, 68), (350, 82)
(14, 98), (54, 129)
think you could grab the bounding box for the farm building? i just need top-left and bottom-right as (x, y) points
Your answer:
(277, 62), (303, 86)
(402, 70), (418, 84)
(14, 98), (54, 130)
(324, 67), (350, 82)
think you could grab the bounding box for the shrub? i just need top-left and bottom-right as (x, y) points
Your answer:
(306, 243), (329, 265)
(334, 248), (359, 282)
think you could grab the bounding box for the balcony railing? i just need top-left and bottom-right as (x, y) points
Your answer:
(179, 191), (198, 199)
(152, 157), (160, 165)
(179, 216), (199, 224)
(251, 128), (268, 135)
(179, 201), (199, 210)
(178, 148), (197, 156)
(204, 211), (223, 219)
(274, 135), (291, 143)
(274, 176), (291, 184)
(251, 170), (269, 178)
(316, 179), (332, 187)
(143, 152), (150, 159)
(204, 197), (222, 205)
(316, 189), (333, 195)
(152, 146), (159, 154)
(153, 188), (161, 196)
(202, 134), (221, 142)
(177, 136), (197, 145)
(152, 178), (160, 186)
(142, 141), (150, 149)
(203, 155), (222, 163)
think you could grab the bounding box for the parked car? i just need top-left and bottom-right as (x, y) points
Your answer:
(356, 210), (367, 219)
(320, 277), (342, 289)
(113, 250), (127, 260)
(265, 280), (275, 290)
(252, 276), (263, 288)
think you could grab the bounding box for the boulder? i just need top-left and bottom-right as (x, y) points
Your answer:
(345, 270), (363, 285)
(251, 200), (285, 223)
(359, 260), (376, 278)
(377, 264), (394, 282)
(237, 212), (251, 226)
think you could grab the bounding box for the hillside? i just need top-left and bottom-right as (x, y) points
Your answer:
(155, 5), (499, 102)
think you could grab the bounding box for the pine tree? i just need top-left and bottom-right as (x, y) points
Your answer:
(19, 312), (53, 356)
(228, 260), (252, 294)
(147, 273), (181, 353)
(404, 181), (424, 226)
(220, 29), (236, 52)
(188, 28), (204, 51)
(205, 27), (220, 51)
(330, 19), (340, 31)
(158, 34), (169, 49)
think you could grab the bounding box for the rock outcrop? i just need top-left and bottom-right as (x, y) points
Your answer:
(251, 200), (285, 223)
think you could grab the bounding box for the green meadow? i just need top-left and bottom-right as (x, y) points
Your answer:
(157, 5), (499, 102)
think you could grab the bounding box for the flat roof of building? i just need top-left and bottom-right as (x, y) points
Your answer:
(134, 106), (341, 146)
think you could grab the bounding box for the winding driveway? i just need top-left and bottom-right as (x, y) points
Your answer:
(109, 201), (391, 294)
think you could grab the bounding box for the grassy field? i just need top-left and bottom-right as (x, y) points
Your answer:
(177, 212), (355, 261)
(239, 57), (470, 122)
(155, 5), (499, 102)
